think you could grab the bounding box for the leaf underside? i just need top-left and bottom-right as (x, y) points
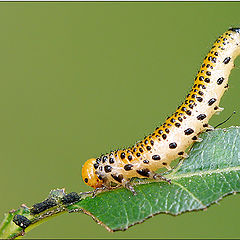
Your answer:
(68, 127), (240, 231)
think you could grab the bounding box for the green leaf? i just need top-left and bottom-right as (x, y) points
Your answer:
(1, 127), (240, 239)
(68, 127), (240, 231)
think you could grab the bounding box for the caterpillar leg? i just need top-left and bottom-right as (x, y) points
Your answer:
(165, 150), (190, 174)
(91, 183), (121, 197)
(180, 152), (189, 158)
(204, 123), (214, 132)
(91, 186), (108, 198)
(149, 171), (172, 184)
(164, 164), (172, 171)
(192, 136), (203, 142)
(79, 186), (108, 198)
(121, 173), (171, 196)
(215, 107), (224, 115)
(91, 175), (112, 197)
(121, 172), (171, 196)
(122, 181), (137, 195)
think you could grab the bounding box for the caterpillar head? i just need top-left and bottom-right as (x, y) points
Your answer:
(82, 158), (103, 188)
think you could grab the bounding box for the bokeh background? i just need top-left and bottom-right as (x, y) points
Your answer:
(0, 2), (240, 238)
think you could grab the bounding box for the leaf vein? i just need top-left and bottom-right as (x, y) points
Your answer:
(170, 166), (240, 180)
(172, 182), (206, 208)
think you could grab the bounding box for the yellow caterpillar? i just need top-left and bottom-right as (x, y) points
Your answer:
(82, 28), (240, 195)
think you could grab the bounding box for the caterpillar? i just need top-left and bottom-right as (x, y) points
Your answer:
(82, 28), (240, 195)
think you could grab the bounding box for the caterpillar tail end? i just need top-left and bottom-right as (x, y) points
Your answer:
(229, 27), (240, 33)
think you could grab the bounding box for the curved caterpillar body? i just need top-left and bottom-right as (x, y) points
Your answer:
(82, 28), (240, 193)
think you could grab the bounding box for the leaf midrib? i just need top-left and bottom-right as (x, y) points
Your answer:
(170, 165), (240, 181)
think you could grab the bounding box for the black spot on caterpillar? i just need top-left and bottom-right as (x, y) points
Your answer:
(82, 28), (240, 194)
(13, 214), (31, 229)
(61, 192), (81, 205)
(30, 198), (57, 215)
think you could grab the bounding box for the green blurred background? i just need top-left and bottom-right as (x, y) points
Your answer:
(0, 2), (240, 238)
